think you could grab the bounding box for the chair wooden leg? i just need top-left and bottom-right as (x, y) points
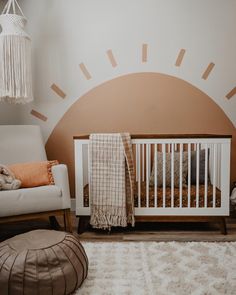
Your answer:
(219, 217), (227, 235)
(49, 216), (61, 230)
(64, 209), (72, 233)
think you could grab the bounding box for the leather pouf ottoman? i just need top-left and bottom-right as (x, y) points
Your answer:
(0, 230), (88, 295)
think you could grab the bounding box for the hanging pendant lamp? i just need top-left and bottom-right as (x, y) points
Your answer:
(0, 0), (33, 103)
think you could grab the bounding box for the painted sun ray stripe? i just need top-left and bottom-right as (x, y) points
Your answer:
(202, 62), (215, 80)
(79, 63), (92, 80)
(175, 49), (186, 67)
(30, 110), (47, 122)
(106, 49), (117, 67)
(226, 87), (236, 99)
(142, 44), (148, 63)
(51, 83), (66, 99)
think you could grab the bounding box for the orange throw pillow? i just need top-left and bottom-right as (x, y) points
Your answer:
(8, 161), (59, 188)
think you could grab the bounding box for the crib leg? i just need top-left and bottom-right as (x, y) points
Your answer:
(78, 216), (90, 234)
(219, 217), (227, 235)
(49, 216), (61, 230)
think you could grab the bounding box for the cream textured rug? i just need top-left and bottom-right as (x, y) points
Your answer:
(77, 241), (236, 295)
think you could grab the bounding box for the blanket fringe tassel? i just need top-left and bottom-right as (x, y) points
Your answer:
(90, 208), (129, 230)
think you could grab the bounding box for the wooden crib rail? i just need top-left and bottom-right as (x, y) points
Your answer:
(73, 134), (232, 140)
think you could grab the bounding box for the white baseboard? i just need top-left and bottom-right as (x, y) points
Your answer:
(71, 198), (76, 212)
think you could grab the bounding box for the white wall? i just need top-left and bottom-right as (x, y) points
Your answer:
(0, 1), (22, 125)
(0, 0), (236, 137)
(0, 103), (22, 124)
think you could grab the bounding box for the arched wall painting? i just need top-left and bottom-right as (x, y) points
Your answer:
(46, 73), (236, 197)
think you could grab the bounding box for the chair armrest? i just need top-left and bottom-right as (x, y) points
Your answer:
(52, 164), (71, 209)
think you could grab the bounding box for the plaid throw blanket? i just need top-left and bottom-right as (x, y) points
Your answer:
(89, 133), (135, 230)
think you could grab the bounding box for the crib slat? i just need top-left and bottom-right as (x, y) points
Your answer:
(87, 145), (91, 207)
(76, 141), (85, 210)
(213, 144), (216, 208)
(149, 144), (151, 180)
(204, 144), (208, 208)
(196, 143), (200, 208)
(142, 144), (145, 181)
(217, 144), (221, 189)
(171, 143), (174, 208)
(138, 144), (141, 208)
(135, 144), (138, 182)
(188, 143), (191, 208)
(179, 143), (183, 208)
(162, 144), (166, 208)
(146, 144), (150, 207)
(168, 144), (170, 153)
(154, 144), (157, 207)
(136, 143), (141, 208)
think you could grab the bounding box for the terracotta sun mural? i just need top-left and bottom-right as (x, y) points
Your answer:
(30, 46), (236, 123)
(25, 42), (236, 196)
(44, 72), (236, 196)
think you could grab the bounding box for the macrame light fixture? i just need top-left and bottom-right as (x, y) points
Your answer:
(0, 0), (33, 103)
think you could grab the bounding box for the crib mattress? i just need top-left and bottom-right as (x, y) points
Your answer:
(83, 183), (221, 208)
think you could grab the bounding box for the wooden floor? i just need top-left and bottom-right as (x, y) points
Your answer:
(1, 212), (236, 242)
(75, 215), (236, 242)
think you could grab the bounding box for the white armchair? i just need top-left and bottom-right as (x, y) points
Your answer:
(0, 125), (72, 232)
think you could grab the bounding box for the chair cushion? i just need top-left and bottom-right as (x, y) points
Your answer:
(0, 185), (64, 217)
(0, 230), (88, 295)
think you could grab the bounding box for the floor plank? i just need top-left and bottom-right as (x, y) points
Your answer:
(1, 212), (236, 243)
(73, 213), (236, 242)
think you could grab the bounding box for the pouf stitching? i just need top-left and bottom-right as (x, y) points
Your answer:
(36, 249), (56, 295)
(64, 237), (88, 266)
(8, 252), (19, 294)
(22, 250), (29, 295)
(44, 247), (67, 295)
(63, 238), (89, 281)
(57, 243), (79, 292)
(0, 248), (10, 259)
(0, 245), (12, 257)
(0, 252), (12, 271)
(60, 241), (87, 288)
(50, 246), (67, 294)
(42, 249), (55, 295)
(1, 251), (18, 294)
(63, 239), (89, 280)
(65, 237), (89, 267)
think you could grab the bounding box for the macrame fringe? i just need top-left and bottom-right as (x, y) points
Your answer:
(0, 35), (33, 103)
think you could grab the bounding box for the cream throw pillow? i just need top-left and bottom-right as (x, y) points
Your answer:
(149, 151), (188, 187)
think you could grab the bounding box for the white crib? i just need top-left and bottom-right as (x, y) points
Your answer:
(74, 134), (231, 233)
